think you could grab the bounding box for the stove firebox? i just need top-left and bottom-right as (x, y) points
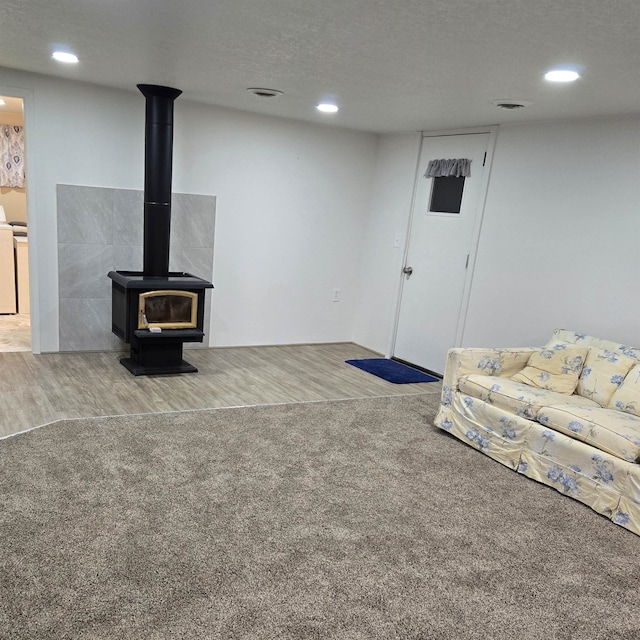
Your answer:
(109, 270), (212, 375)
(108, 84), (213, 376)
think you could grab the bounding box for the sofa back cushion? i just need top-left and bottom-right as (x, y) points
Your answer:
(608, 364), (640, 417)
(511, 342), (588, 394)
(575, 348), (637, 407)
(550, 329), (640, 361)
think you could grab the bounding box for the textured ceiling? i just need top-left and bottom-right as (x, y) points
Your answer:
(1, 0), (639, 132)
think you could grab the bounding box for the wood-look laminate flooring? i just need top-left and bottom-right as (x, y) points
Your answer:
(0, 343), (441, 438)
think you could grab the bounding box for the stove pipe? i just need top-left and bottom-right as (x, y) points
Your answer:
(137, 84), (183, 277)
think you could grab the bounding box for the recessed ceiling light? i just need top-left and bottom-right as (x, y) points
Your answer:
(544, 69), (580, 82)
(0, 99), (5, 106)
(247, 88), (283, 98)
(492, 99), (532, 110)
(317, 103), (339, 113)
(52, 51), (79, 64)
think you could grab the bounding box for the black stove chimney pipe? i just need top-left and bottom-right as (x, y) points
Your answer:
(137, 84), (183, 277)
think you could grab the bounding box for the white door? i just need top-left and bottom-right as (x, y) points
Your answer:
(393, 132), (491, 375)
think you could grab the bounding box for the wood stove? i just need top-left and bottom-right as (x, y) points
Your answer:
(108, 84), (213, 376)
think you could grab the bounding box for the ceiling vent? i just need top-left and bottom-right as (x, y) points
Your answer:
(492, 99), (532, 110)
(247, 88), (283, 98)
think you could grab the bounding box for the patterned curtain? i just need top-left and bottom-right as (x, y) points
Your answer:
(425, 158), (471, 178)
(0, 124), (25, 188)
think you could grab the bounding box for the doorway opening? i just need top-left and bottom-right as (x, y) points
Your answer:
(0, 94), (30, 352)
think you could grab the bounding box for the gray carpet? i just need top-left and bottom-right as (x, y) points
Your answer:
(1, 394), (639, 639)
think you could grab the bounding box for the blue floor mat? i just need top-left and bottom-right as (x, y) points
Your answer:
(345, 358), (440, 384)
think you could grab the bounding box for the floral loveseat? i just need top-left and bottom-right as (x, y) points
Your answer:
(434, 329), (640, 536)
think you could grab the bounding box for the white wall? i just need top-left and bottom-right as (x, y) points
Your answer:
(0, 67), (377, 352)
(462, 117), (640, 348)
(3, 64), (639, 356)
(352, 133), (421, 354)
(1, 70), (145, 353)
(173, 102), (377, 346)
(356, 118), (640, 357)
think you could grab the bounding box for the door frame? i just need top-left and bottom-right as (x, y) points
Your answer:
(0, 84), (39, 353)
(388, 125), (498, 360)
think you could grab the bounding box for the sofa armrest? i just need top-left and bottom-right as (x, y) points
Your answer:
(440, 347), (539, 407)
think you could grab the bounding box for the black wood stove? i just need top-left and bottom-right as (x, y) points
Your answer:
(108, 84), (213, 376)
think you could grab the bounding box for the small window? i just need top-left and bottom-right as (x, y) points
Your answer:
(429, 176), (465, 214)
(138, 290), (198, 329)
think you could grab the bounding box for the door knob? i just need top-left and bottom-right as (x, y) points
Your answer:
(403, 266), (413, 275)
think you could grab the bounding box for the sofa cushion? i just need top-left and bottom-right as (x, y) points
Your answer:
(459, 374), (598, 420)
(575, 348), (637, 407)
(510, 342), (588, 394)
(538, 404), (640, 464)
(608, 363), (640, 417)
(550, 329), (640, 361)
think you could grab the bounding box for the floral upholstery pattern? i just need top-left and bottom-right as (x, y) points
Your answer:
(576, 348), (637, 407)
(550, 329), (640, 360)
(440, 347), (538, 405)
(459, 374), (598, 420)
(538, 404), (640, 464)
(433, 329), (640, 537)
(445, 392), (535, 469)
(609, 364), (640, 417)
(510, 342), (588, 394)
(519, 422), (629, 522)
(617, 466), (640, 536)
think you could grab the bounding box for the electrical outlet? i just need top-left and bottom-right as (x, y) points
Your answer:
(332, 289), (340, 302)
